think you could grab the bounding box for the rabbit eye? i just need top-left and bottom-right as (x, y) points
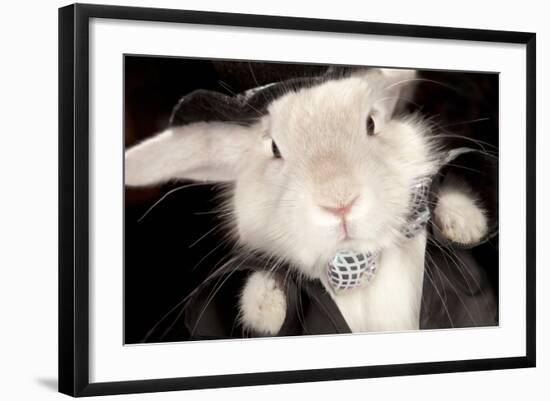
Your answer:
(366, 115), (376, 136)
(271, 140), (282, 159)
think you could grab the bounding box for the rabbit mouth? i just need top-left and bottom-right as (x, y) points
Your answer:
(322, 176), (433, 291)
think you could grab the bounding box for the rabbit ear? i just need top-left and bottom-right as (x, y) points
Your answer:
(125, 121), (259, 186)
(367, 68), (417, 124)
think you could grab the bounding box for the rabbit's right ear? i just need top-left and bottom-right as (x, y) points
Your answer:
(125, 121), (260, 186)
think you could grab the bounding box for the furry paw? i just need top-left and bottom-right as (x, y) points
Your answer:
(239, 271), (287, 335)
(434, 188), (488, 245)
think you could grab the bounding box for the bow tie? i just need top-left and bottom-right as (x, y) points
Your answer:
(328, 177), (432, 292)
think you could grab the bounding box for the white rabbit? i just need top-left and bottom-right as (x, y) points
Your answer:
(125, 68), (488, 336)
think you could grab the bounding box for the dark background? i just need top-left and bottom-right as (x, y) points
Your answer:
(124, 56), (499, 344)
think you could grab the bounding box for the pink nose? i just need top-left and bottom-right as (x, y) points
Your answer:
(321, 197), (358, 218)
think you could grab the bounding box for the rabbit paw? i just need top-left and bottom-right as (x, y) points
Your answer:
(434, 188), (488, 245)
(239, 271), (287, 335)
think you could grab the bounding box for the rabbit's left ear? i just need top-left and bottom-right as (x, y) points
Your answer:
(367, 68), (417, 125)
(125, 121), (260, 187)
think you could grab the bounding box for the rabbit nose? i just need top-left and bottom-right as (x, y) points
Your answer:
(321, 196), (358, 218)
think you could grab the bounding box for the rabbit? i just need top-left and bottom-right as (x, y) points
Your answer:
(125, 68), (489, 336)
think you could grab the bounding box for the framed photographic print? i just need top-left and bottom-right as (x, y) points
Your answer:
(58, 3), (536, 397)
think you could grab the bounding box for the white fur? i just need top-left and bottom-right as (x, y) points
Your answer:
(434, 185), (488, 245)
(239, 271), (287, 335)
(124, 68), (486, 335)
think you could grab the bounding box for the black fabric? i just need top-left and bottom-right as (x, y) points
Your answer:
(420, 245), (497, 330)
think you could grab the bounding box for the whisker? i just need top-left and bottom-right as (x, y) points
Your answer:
(190, 252), (259, 336)
(137, 182), (222, 222)
(423, 252), (454, 327)
(187, 224), (223, 248)
(441, 117), (490, 129)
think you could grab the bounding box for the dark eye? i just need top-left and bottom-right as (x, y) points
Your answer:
(271, 140), (282, 159)
(366, 115), (376, 136)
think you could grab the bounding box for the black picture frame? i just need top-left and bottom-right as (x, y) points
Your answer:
(59, 3), (536, 397)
